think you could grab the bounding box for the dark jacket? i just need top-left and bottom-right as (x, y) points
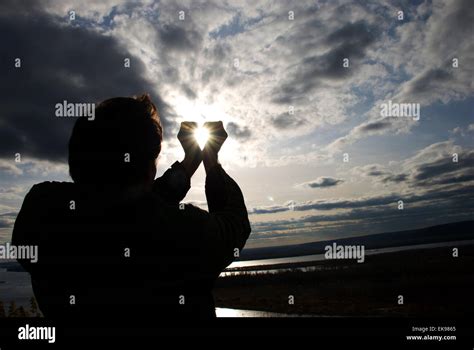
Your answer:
(12, 162), (251, 322)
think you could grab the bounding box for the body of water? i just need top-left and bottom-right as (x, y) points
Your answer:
(215, 307), (304, 317)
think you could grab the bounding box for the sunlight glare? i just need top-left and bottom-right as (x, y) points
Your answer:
(194, 126), (210, 149)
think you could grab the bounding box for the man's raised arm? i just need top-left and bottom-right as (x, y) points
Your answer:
(153, 122), (202, 204)
(200, 122), (251, 270)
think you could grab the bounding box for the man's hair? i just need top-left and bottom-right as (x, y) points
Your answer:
(68, 94), (163, 186)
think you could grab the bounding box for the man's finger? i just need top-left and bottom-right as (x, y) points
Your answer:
(180, 121), (198, 132)
(203, 121), (223, 131)
(203, 121), (227, 138)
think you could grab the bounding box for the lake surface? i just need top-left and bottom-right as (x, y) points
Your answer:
(215, 308), (303, 317)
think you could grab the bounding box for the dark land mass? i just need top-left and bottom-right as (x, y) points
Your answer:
(240, 220), (474, 260)
(214, 244), (474, 317)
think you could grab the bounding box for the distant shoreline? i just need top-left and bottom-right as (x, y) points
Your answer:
(215, 244), (474, 317)
(239, 220), (474, 261)
(224, 239), (474, 274)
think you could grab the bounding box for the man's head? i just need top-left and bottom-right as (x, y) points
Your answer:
(68, 94), (162, 187)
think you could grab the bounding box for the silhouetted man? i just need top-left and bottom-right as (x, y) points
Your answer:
(12, 95), (251, 323)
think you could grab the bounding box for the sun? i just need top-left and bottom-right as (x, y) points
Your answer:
(194, 126), (210, 149)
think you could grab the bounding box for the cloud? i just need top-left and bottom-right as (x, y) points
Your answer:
(382, 173), (408, 183)
(85, 0), (398, 165)
(405, 68), (452, 95)
(271, 113), (307, 130)
(451, 123), (474, 137)
(181, 83), (197, 100)
(352, 164), (408, 184)
(18, 0), (471, 168)
(0, 211), (17, 229)
(351, 141), (474, 190)
(326, 0), (474, 153)
(325, 118), (395, 153)
(410, 150), (474, 187)
(0, 160), (23, 176)
(250, 192), (400, 214)
(248, 182), (474, 245)
(271, 19), (380, 104)
(0, 158), (68, 178)
(0, 1), (176, 163)
(159, 23), (202, 52)
(358, 120), (392, 132)
(226, 122), (252, 140)
(253, 141), (474, 215)
(296, 177), (344, 189)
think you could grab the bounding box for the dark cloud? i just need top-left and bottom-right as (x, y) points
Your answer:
(355, 149), (474, 188)
(251, 182), (474, 215)
(367, 169), (388, 177)
(181, 83), (197, 99)
(297, 193), (400, 212)
(159, 24), (202, 52)
(381, 173), (408, 183)
(325, 20), (377, 48)
(209, 43), (231, 61)
(411, 151), (474, 186)
(407, 68), (452, 95)
(355, 164), (408, 184)
(272, 20), (379, 104)
(431, 172), (474, 186)
(358, 120), (392, 132)
(250, 190), (474, 243)
(271, 113), (307, 129)
(199, 42), (232, 87)
(298, 177), (344, 188)
(251, 193), (399, 214)
(226, 122), (251, 140)
(0, 4), (176, 162)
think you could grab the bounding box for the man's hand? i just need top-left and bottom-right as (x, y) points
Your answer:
(178, 122), (202, 178)
(203, 121), (227, 173)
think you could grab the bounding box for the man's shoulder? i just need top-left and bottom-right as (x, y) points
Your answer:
(14, 182), (76, 238)
(25, 181), (75, 202)
(29, 181), (74, 193)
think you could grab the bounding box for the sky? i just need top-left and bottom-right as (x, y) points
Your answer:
(0, 0), (473, 249)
